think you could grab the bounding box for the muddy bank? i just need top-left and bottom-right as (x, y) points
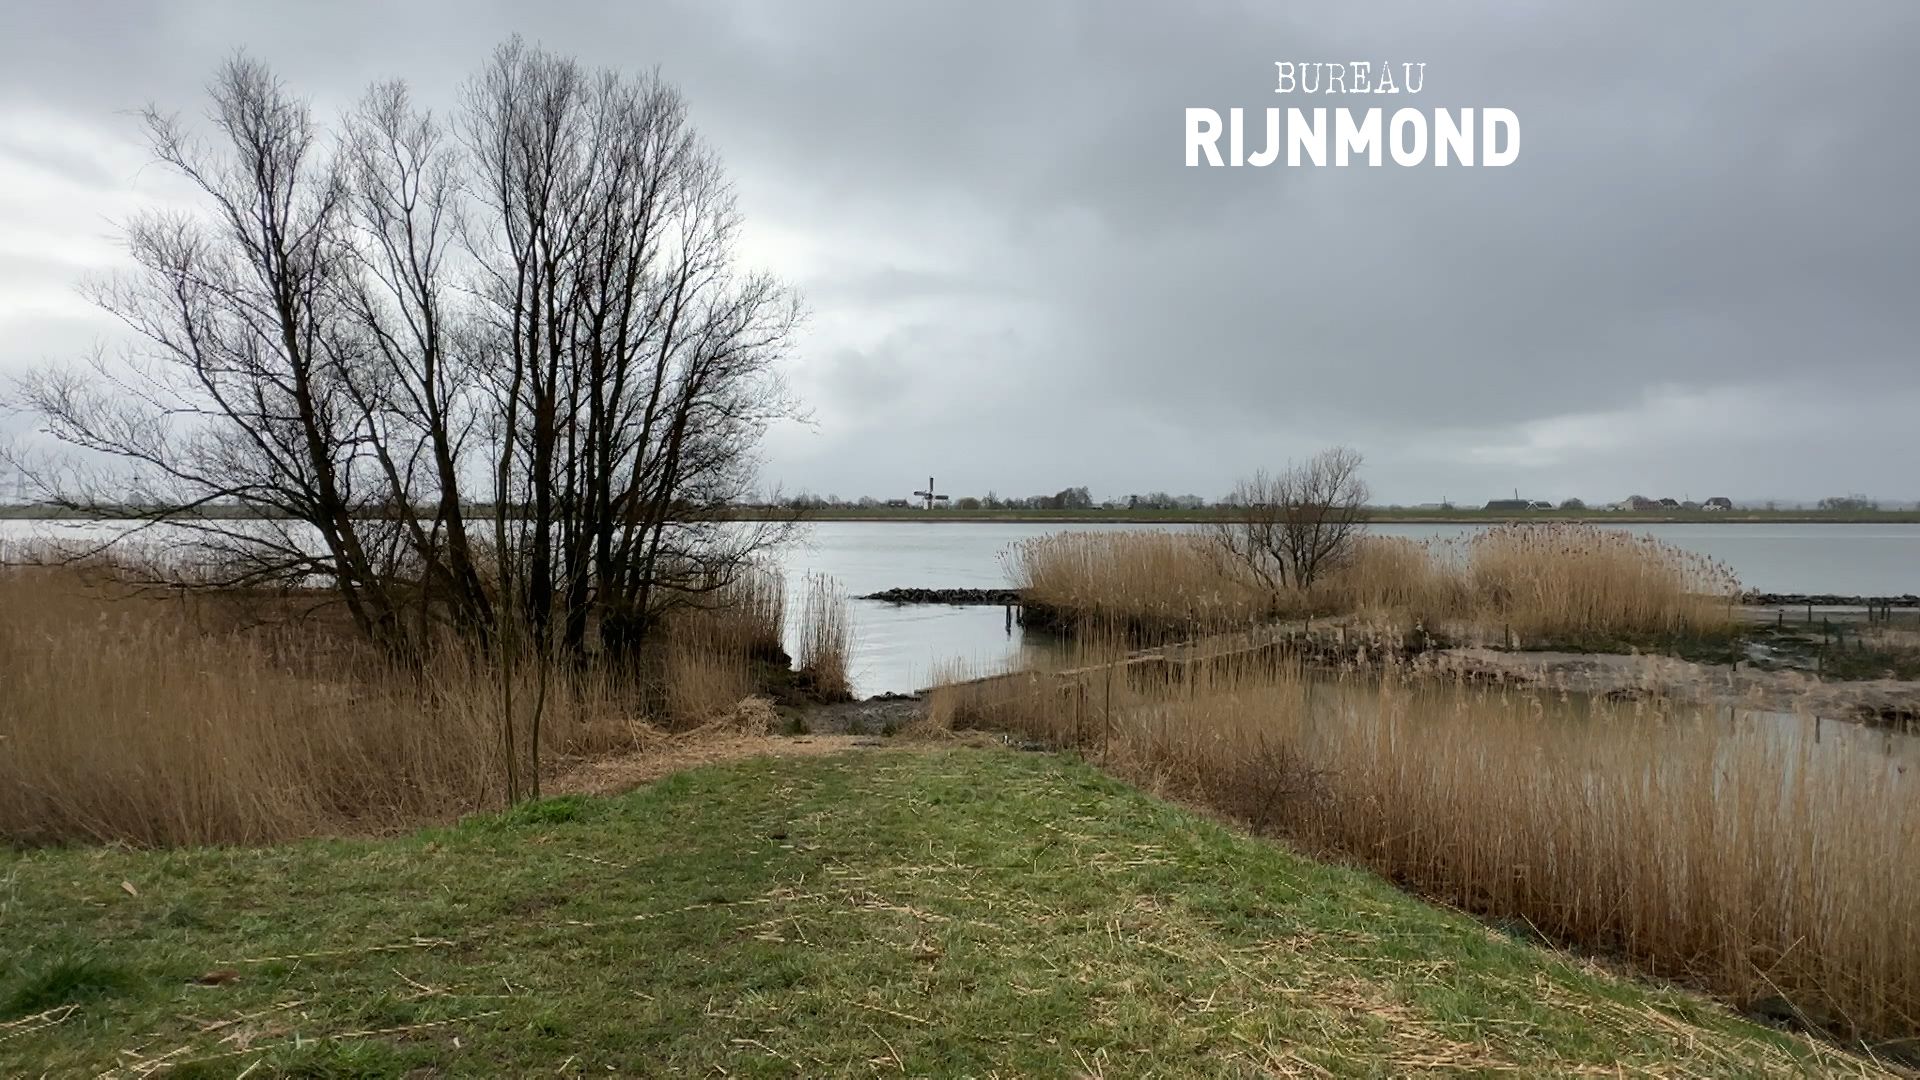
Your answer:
(787, 692), (925, 736)
(867, 584), (1920, 612)
(1422, 647), (1919, 729)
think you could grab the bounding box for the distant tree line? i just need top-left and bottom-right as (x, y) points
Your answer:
(765, 489), (1913, 514)
(776, 487), (1098, 511)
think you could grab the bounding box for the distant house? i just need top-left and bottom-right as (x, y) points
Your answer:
(1483, 499), (1531, 511)
(1624, 496), (1661, 511)
(884, 498), (911, 508)
(1528, 500), (1554, 511)
(1704, 497), (1734, 511)
(1656, 498), (1681, 509)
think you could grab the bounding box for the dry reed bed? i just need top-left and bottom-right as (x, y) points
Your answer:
(1460, 524), (1741, 641)
(1011, 523), (1742, 646)
(930, 652), (1919, 1045)
(663, 565), (787, 726)
(794, 572), (853, 701)
(1005, 530), (1274, 640)
(0, 558), (790, 846)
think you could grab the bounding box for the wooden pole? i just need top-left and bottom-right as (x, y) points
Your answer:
(1103, 662), (1113, 764)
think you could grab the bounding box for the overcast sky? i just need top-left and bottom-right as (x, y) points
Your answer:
(1, 1), (1915, 506)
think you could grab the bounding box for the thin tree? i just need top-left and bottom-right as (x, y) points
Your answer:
(8, 43), (806, 800)
(1212, 446), (1370, 593)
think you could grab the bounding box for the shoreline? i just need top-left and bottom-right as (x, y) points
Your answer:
(861, 586), (1920, 609)
(775, 509), (1920, 525)
(4, 507), (1918, 525)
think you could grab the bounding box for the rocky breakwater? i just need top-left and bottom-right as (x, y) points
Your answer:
(860, 587), (1025, 605)
(1741, 592), (1920, 608)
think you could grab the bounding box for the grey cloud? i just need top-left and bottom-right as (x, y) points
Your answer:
(0, 1), (1915, 505)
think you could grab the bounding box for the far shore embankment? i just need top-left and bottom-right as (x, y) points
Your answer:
(5, 505), (1919, 525)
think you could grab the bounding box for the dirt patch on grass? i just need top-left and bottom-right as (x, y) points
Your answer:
(546, 694), (977, 797)
(547, 732), (879, 797)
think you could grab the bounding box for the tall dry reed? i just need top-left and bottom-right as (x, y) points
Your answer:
(1008, 530), (1280, 640)
(662, 564), (787, 726)
(1320, 534), (1464, 626)
(685, 562), (788, 661)
(932, 654), (1919, 1042)
(0, 561), (696, 846)
(794, 573), (853, 701)
(1009, 525), (1740, 647)
(1463, 523), (1740, 642)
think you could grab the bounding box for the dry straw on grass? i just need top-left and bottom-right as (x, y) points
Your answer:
(932, 650), (1919, 1043)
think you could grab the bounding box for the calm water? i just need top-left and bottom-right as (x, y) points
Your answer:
(6, 518), (1918, 696)
(779, 521), (1920, 695)
(1290, 668), (1920, 768)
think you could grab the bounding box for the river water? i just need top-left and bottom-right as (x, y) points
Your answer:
(778, 521), (1920, 695)
(5, 518), (1917, 696)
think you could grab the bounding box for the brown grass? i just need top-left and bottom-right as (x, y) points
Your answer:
(662, 565), (785, 726)
(1461, 523), (1741, 642)
(1010, 524), (1741, 647)
(793, 572), (853, 701)
(0, 555), (790, 846)
(1008, 530), (1277, 641)
(931, 651), (1920, 1044)
(1322, 534), (1465, 627)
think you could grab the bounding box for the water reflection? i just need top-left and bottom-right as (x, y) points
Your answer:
(1286, 671), (1920, 768)
(803, 600), (1070, 698)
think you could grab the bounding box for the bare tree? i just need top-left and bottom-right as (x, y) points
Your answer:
(460, 39), (802, 668)
(7, 58), (429, 651)
(1212, 447), (1370, 592)
(7, 43), (806, 798)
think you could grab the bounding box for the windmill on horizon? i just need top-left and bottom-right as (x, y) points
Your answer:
(913, 477), (949, 511)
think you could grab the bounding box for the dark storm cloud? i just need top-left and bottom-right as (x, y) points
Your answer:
(1, 1), (1915, 504)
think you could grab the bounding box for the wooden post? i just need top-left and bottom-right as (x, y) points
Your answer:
(1073, 678), (1084, 750)
(1103, 662), (1113, 764)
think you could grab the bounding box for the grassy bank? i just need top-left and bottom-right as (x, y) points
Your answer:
(931, 656), (1920, 1049)
(0, 749), (1874, 1076)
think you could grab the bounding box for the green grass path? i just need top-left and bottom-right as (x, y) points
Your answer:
(0, 748), (1876, 1077)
